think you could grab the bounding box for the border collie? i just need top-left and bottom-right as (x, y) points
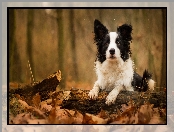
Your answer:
(88, 19), (155, 105)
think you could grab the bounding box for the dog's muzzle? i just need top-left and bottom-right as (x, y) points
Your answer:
(109, 48), (116, 59)
(109, 48), (115, 55)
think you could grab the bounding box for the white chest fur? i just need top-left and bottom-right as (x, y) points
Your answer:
(95, 58), (134, 91)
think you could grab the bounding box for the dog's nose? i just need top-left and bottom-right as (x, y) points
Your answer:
(109, 48), (115, 55)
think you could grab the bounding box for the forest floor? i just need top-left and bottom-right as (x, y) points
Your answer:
(9, 84), (166, 124)
(8, 71), (166, 124)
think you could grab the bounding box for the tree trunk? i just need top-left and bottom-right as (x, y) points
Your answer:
(9, 9), (22, 82)
(57, 9), (66, 89)
(27, 9), (35, 82)
(160, 9), (167, 90)
(69, 9), (78, 81)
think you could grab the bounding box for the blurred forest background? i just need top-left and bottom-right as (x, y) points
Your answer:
(8, 8), (166, 91)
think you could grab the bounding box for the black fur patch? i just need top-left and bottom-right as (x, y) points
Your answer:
(94, 19), (132, 62)
(94, 19), (109, 63)
(132, 70), (152, 92)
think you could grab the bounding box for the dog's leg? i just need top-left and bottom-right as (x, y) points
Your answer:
(105, 86), (122, 105)
(88, 81), (100, 99)
(125, 86), (134, 91)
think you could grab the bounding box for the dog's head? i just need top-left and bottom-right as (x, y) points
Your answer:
(94, 19), (133, 63)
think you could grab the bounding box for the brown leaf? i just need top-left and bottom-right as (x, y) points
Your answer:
(48, 107), (57, 124)
(10, 113), (32, 124)
(138, 104), (154, 124)
(72, 110), (83, 124)
(32, 93), (41, 108)
(27, 119), (47, 124)
(18, 99), (30, 109)
(10, 112), (47, 124)
(27, 106), (46, 119)
(83, 113), (108, 124)
(97, 109), (108, 119)
(40, 103), (52, 112)
(56, 109), (75, 124)
(55, 99), (63, 106)
(15, 94), (25, 101)
(82, 113), (97, 124)
(109, 104), (138, 124)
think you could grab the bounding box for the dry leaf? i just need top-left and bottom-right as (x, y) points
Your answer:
(72, 110), (83, 124)
(32, 93), (41, 108)
(83, 113), (108, 124)
(40, 103), (52, 112)
(10, 113), (32, 124)
(48, 107), (57, 124)
(27, 119), (47, 124)
(97, 109), (108, 119)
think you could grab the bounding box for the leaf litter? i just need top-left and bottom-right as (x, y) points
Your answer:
(9, 89), (166, 124)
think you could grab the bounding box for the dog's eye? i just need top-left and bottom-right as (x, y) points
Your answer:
(116, 40), (120, 45)
(116, 39), (119, 44)
(105, 39), (110, 46)
(103, 42), (109, 47)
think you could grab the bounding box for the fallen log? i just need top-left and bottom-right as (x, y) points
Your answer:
(9, 70), (61, 103)
(59, 88), (166, 114)
(9, 70), (166, 115)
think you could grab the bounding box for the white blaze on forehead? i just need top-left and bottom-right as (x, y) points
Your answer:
(109, 32), (118, 43)
(108, 32), (118, 49)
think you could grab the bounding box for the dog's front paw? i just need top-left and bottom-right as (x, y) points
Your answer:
(88, 89), (99, 99)
(105, 94), (117, 105)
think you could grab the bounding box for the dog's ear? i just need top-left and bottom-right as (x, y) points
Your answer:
(94, 19), (108, 42)
(117, 24), (132, 41)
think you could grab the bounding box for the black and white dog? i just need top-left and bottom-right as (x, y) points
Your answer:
(88, 19), (155, 105)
